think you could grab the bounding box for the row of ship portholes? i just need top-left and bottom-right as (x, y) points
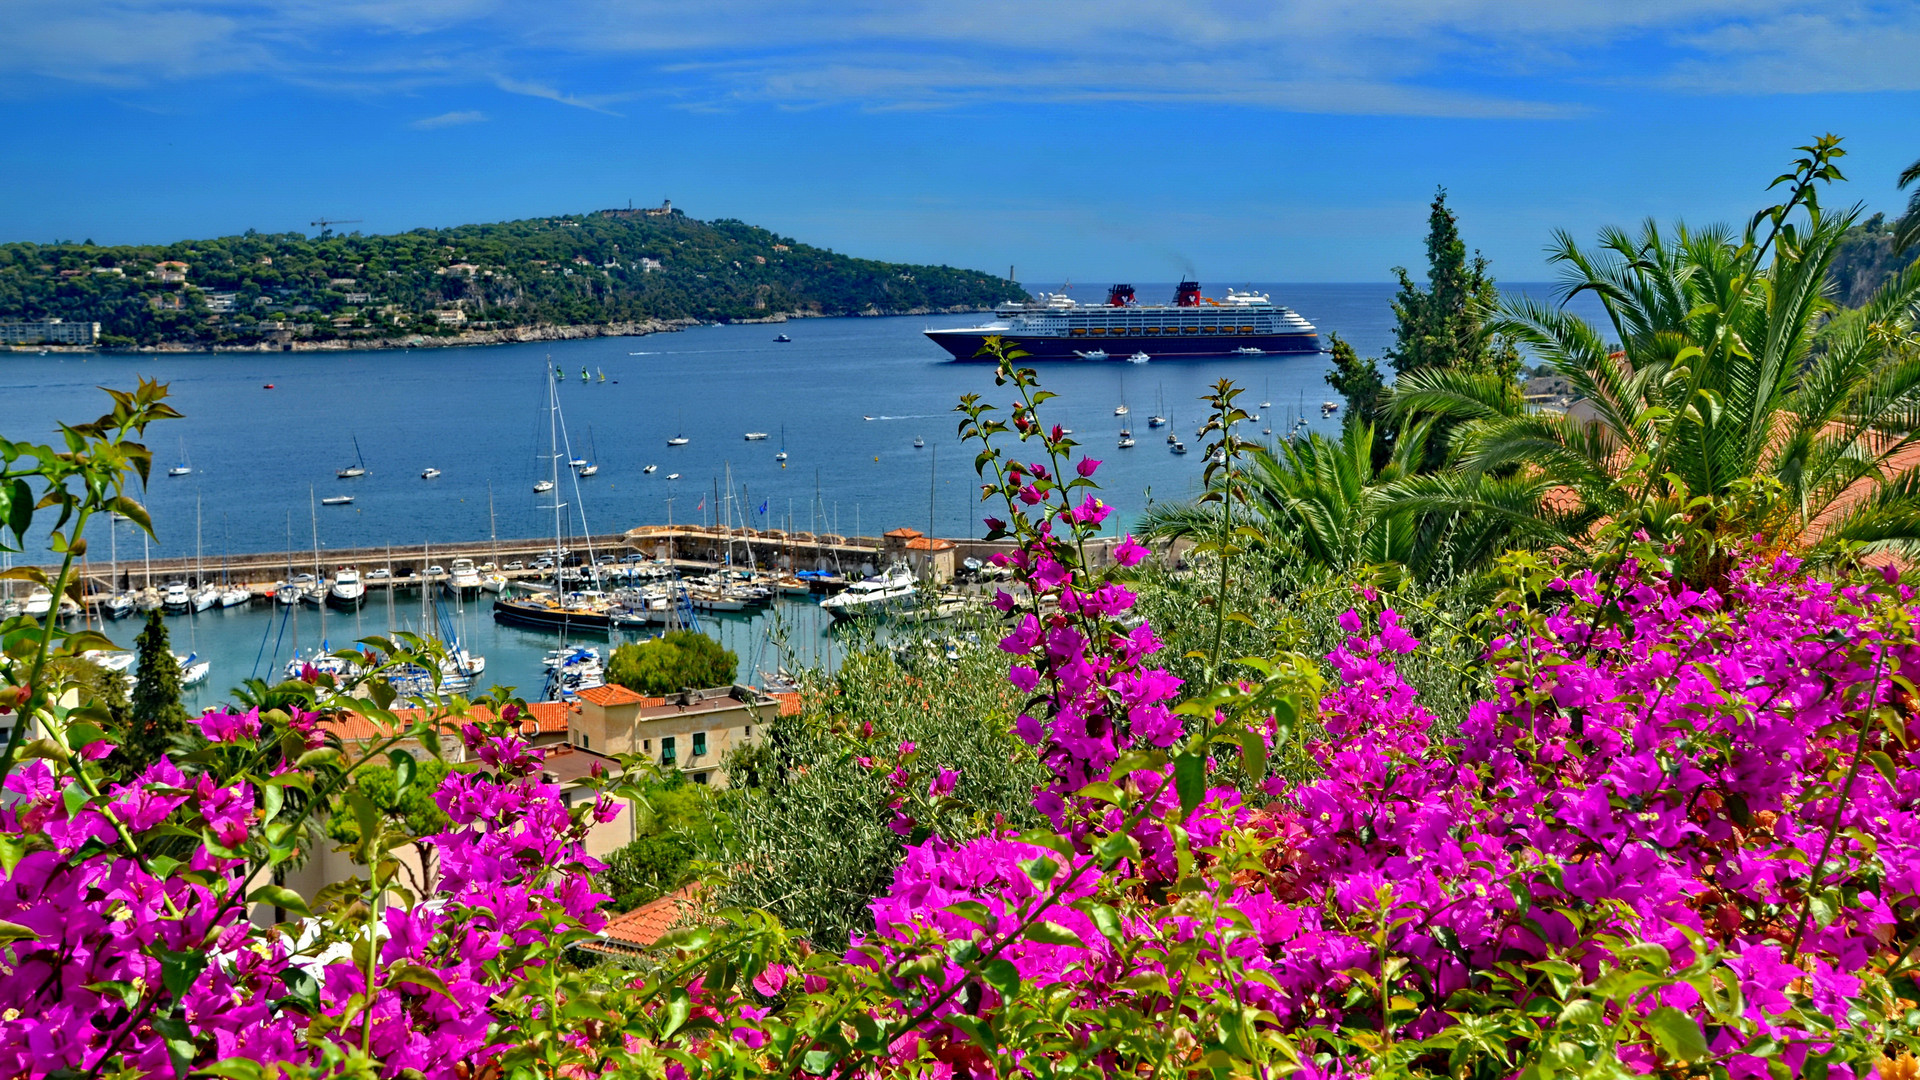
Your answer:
(1068, 326), (1260, 336)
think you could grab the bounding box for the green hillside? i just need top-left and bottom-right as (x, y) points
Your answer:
(0, 205), (1026, 348)
(1827, 211), (1919, 307)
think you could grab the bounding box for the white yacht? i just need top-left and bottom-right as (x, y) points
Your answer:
(220, 585), (250, 608)
(446, 558), (482, 599)
(176, 652), (210, 688)
(82, 649), (136, 674)
(744, 432), (770, 441)
(643, 464), (657, 474)
(191, 583), (219, 613)
(819, 565), (918, 622)
(327, 567), (366, 610)
(533, 480), (554, 493)
(103, 592), (135, 621)
(667, 435), (689, 446)
(24, 585), (55, 618)
(422, 467), (442, 479)
(162, 581), (191, 614)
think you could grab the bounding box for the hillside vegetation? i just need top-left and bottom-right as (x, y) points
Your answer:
(0, 206), (1025, 348)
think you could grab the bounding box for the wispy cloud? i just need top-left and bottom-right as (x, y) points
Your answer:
(411, 109), (488, 128)
(492, 75), (626, 115)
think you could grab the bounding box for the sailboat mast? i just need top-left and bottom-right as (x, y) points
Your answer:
(309, 486), (325, 640)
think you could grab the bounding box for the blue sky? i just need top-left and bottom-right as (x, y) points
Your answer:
(3, 1), (1916, 282)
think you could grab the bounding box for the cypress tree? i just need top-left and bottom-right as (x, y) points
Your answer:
(125, 609), (189, 773)
(1384, 187), (1519, 381)
(1323, 332), (1385, 430)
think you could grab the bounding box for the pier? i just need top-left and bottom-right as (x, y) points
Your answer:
(45, 524), (1121, 602)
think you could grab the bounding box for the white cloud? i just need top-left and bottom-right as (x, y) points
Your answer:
(411, 109), (488, 128)
(492, 75), (628, 115)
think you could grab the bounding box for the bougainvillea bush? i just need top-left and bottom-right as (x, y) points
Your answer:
(2, 368), (1919, 1078)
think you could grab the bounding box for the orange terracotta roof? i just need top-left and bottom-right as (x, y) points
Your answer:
(596, 887), (701, 951)
(772, 691), (802, 717)
(324, 701), (572, 743)
(883, 527), (924, 539)
(574, 683), (664, 708)
(904, 536), (955, 551)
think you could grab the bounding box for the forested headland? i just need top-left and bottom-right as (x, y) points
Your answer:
(0, 205), (1026, 349)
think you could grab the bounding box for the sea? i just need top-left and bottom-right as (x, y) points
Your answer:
(0, 281), (1606, 709)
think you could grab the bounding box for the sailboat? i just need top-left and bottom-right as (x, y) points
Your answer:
(168, 439), (192, 477)
(598, 367), (606, 383)
(219, 517), (249, 607)
(775, 423), (788, 463)
(191, 496), (219, 612)
(103, 515), (134, 619)
(336, 435), (367, 479)
(494, 362), (627, 637)
(576, 427), (600, 476)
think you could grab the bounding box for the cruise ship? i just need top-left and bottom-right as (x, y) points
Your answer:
(925, 281), (1319, 361)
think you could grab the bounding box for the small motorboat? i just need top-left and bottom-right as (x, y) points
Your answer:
(533, 480), (554, 493)
(1128, 352), (1151, 363)
(1115, 404), (1130, 416)
(321, 494), (354, 506)
(1073, 349), (1109, 360)
(667, 435), (689, 446)
(567, 456), (588, 468)
(1260, 400), (1272, 409)
(666, 472), (681, 480)
(774, 333), (791, 342)
(775, 450), (788, 462)
(913, 436), (926, 449)
(1118, 436), (1136, 448)
(263, 384), (274, 389)
(1322, 401), (1341, 414)
(744, 432), (770, 441)
(643, 464), (657, 474)
(162, 582), (190, 613)
(1170, 442), (1188, 455)
(422, 467), (441, 479)
(578, 463), (599, 476)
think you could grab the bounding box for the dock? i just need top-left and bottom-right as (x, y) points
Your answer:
(43, 524), (1121, 603)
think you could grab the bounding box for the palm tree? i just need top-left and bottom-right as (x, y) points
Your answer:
(1896, 153), (1920, 253)
(1141, 420), (1480, 581)
(1387, 138), (1920, 567)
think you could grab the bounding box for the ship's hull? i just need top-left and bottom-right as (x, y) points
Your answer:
(926, 328), (1319, 362)
(491, 598), (651, 635)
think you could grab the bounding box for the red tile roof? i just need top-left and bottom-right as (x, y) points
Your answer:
(772, 691), (802, 717)
(595, 887), (702, 952)
(574, 683), (661, 708)
(324, 701), (572, 743)
(904, 536), (955, 551)
(883, 527), (924, 539)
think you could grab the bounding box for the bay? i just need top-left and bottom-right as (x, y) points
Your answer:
(2, 281), (1604, 708)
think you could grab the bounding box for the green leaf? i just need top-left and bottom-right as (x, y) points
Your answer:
(661, 986), (692, 1038)
(980, 958), (1020, 996)
(1017, 856), (1059, 886)
(1644, 1006), (1708, 1063)
(1174, 751), (1206, 817)
(247, 884), (311, 918)
(1238, 725), (1268, 781)
(160, 948), (209, 998)
(0, 919), (38, 944)
(942, 901), (997, 929)
(1023, 921), (1084, 947)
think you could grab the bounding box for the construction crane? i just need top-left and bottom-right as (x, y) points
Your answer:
(309, 217), (363, 232)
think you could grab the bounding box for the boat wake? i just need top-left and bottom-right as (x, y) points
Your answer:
(865, 413), (942, 421)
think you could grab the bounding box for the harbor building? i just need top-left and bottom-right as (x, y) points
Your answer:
(1, 318), (100, 345)
(567, 683), (797, 787)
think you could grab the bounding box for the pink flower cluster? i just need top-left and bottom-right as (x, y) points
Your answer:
(0, 709), (613, 1078)
(873, 503), (1920, 1073)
